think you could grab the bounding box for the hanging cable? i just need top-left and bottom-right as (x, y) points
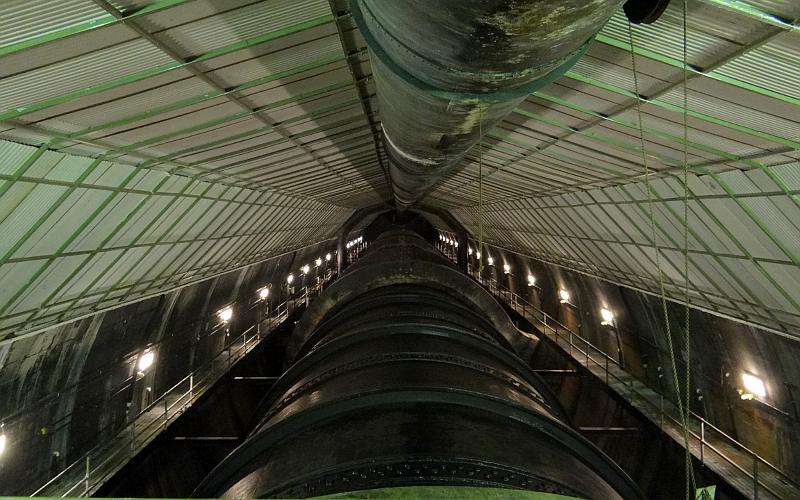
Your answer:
(478, 117), (485, 274)
(680, 1), (696, 496)
(627, 17), (696, 499)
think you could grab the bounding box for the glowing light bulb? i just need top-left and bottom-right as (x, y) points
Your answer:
(287, 274), (294, 284)
(503, 264), (511, 274)
(258, 287), (270, 300)
(315, 258), (322, 267)
(325, 253), (332, 261)
(559, 289), (570, 304)
(476, 251), (481, 259)
(468, 247), (473, 255)
(217, 306), (233, 323)
(600, 307), (614, 325)
(742, 372), (766, 398)
(301, 264), (310, 274)
(527, 274), (536, 286)
(0, 434), (6, 456)
(487, 257), (494, 266)
(138, 351), (155, 371)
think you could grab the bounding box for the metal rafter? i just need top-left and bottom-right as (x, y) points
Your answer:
(91, 0), (379, 200)
(327, 1), (391, 197)
(443, 25), (786, 204)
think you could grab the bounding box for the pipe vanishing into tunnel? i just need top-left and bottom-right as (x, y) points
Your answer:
(352, 0), (624, 209)
(195, 229), (643, 499)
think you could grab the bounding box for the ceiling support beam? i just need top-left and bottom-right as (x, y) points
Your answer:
(91, 0), (364, 199)
(0, 13), (336, 122)
(456, 27), (787, 203)
(0, 0), (193, 58)
(327, 2), (392, 198)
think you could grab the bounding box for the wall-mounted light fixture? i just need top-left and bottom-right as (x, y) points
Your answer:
(0, 430), (6, 457)
(325, 253), (332, 261)
(258, 287), (270, 300)
(503, 264), (511, 274)
(740, 372), (767, 400)
(286, 273), (295, 284)
(475, 251), (481, 260)
(487, 257), (494, 266)
(217, 306), (233, 323)
(301, 264), (310, 274)
(600, 307), (614, 326)
(527, 274), (536, 287)
(468, 247), (473, 255)
(137, 351), (155, 372)
(559, 289), (570, 304)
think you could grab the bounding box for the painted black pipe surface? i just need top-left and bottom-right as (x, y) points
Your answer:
(195, 230), (643, 499)
(352, 0), (623, 209)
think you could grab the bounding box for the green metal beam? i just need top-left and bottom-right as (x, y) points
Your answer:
(696, 0), (799, 31)
(68, 56), (350, 140)
(562, 71), (800, 150)
(0, 0), (192, 57)
(0, 14), (334, 122)
(593, 34), (800, 107)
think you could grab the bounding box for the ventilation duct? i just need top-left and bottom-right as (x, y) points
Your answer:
(352, 0), (624, 209)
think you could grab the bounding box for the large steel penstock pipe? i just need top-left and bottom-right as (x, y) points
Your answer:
(195, 230), (642, 499)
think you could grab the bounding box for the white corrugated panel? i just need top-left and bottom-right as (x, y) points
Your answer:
(0, 39), (174, 112)
(159, 0), (330, 56)
(714, 31), (800, 100)
(0, 0), (106, 48)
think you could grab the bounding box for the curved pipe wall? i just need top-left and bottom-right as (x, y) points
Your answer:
(352, 0), (623, 209)
(195, 230), (642, 499)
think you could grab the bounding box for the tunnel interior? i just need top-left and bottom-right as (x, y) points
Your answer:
(1, 1), (799, 499)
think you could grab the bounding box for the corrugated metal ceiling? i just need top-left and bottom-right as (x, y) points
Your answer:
(0, 0), (798, 341)
(439, 1), (800, 339)
(0, 0), (387, 337)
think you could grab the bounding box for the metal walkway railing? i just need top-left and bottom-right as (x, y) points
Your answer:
(29, 279), (330, 497)
(471, 270), (799, 500)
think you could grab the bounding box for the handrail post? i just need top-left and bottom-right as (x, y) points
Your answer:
(568, 329), (572, 356)
(84, 455), (90, 495)
(585, 341), (589, 366)
(753, 455), (759, 500)
(130, 421), (135, 457)
(700, 421), (705, 465)
(189, 374), (194, 400)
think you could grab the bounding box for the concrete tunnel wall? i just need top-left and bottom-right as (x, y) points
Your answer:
(0, 239), (339, 495)
(458, 238), (800, 480)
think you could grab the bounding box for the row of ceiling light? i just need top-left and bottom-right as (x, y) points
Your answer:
(346, 236), (363, 249)
(441, 237), (771, 403)
(438, 234), (618, 327)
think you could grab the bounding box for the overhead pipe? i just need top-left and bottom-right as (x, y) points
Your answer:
(352, 0), (624, 210)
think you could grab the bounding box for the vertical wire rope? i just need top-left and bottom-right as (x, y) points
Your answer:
(478, 117), (484, 274)
(626, 18), (696, 498)
(681, 1), (697, 496)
